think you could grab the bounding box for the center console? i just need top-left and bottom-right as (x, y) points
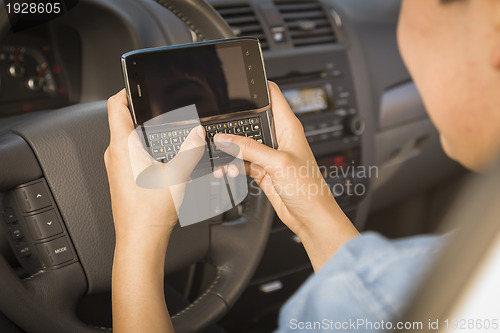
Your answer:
(275, 51), (366, 222)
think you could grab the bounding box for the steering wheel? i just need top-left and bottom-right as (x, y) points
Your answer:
(0, 1), (274, 332)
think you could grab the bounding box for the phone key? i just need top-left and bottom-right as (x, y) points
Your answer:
(228, 121), (238, 128)
(249, 118), (260, 125)
(234, 127), (243, 134)
(166, 153), (174, 160)
(151, 140), (163, 148)
(243, 125), (251, 132)
(226, 128), (234, 134)
(154, 156), (165, 162)
(172, 130), (181, 137)
(170, 137), (180, 144)
(164, 145), (174, 153)
(183, 128), (191, 135)
(179, 136), (185, 143)
(238, 119), (249, 126)
(206, 125), (217, 132)
(152, 147), (165, 156)
(173, 144), (181, 152)
(251, 124), (261, 131)
(256, 139), (263, 143)
(150, 133), (161, 141)
(208, 132), (216, 138)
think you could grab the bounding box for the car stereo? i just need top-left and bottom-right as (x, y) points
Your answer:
(281, 85), (363, 146)
(282, 86), (330, 114)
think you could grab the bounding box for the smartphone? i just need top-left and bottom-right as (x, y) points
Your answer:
(121, 37), (277, 165)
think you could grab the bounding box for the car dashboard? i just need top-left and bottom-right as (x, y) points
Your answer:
(0, 24), (81, 115)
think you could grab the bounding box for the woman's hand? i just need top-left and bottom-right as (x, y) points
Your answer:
(214, 82), (359, 271)
(105, 89), (205, 333)
(105, 89), (205, 242)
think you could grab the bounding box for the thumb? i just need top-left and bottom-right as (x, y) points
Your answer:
(213, 133), (281, 172)
(165, 125), (206, 185)
(107, 89), (135, 146)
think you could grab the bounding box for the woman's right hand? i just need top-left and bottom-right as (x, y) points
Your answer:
(214, 82), (359, 271)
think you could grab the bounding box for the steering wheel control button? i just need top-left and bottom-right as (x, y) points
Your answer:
(15, 181), (52, 213)
(37, 237), (74, 268)
(16, 242), (31, 258)
(25, 210), (63, 241)
(2, 208), (17, 223)
(9, 225), (24, 240)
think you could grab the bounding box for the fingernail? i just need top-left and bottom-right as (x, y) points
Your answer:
(214, 134), (231, 148)
(213, 167), (223, 178)
(228, 166), (238, 178)
(196, 126), (205, 139)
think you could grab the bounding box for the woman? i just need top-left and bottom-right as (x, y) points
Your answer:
(105, 0), (500, 331)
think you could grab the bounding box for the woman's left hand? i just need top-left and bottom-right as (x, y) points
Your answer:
(105, 89), (205, 243)
(105, 89), (206, 333)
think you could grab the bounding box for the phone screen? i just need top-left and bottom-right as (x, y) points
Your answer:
(123, 38), (269, 125)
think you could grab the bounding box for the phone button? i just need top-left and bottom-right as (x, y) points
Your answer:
(25, 210), (63, 241)
(3, 208), (17, 224)
(15, 182), (52, 213)
(37, 237), (74, 267)
(17, 242), (31, 257)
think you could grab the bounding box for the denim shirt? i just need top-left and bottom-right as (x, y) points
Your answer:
(275, 232), (444, 332)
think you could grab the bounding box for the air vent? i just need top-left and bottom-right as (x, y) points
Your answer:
(275, 1), (337, 47)
(214, 4), (269, 50)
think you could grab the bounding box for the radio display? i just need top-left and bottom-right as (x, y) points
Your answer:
(282, 86), (329, 114)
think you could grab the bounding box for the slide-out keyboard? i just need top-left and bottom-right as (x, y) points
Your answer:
(147, 116), (263, 162)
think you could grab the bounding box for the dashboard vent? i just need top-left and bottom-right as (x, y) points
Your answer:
(214, 4), (269, 50)
(275, 1), (337, 47)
